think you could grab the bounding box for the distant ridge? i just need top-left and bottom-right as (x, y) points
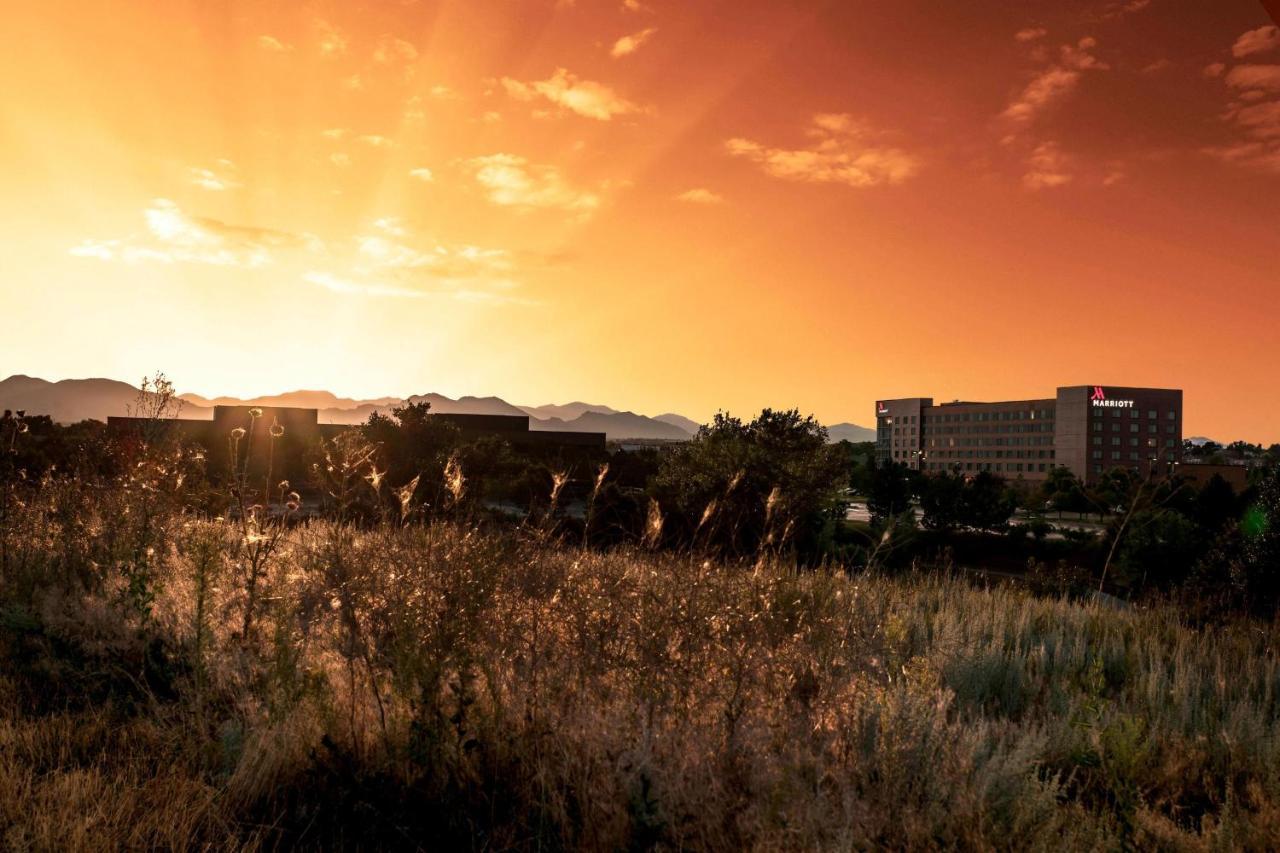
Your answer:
(1, 375), (875, 443)
(827, 422), (876, 443)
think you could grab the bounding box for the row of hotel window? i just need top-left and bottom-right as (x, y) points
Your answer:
(1095, 436), (1178, 447)
(879, 409), (1055, 427)
(1094, 421), (1177, 434)
(1093, 447), (1176, 459)
(888, 423), (1056, 438)
(885, 445), (1054, 458)
(926, 409), (1054, 424)
(924, 462), (1052, 473)
(1100, 409), (1178, 419)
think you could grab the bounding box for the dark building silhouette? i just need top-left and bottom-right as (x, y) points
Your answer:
(875, 385), (1183, 483)
(108, 405), (606, 487)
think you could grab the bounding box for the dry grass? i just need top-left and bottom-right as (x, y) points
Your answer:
(2, 465), (1280, 850)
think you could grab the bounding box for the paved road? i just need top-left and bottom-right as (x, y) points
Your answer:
(844, 503), (1108, 537)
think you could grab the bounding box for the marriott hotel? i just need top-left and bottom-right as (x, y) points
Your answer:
(874, 386), (1182, 483)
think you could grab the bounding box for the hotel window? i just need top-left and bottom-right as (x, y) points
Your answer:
(1168, 410), (1176, 419)
(1165, 439), (1175, 448)
(1092, 436), (1102, 445)
(1094, 464), (1103, 474)
(1130, 438), (1139, 447)
(1130, 423), (1138, 433)
(1130, 409), (1139, 419)
(1112, 410), (1122, 418)
(1112, 422), (1120, 431)
(1130, 452), (1140, 461)
(1092, 421), (1102, 432)
(1148, 438), (1157, 447)
(1112, 451), (1121, 460)
(1148, 410), (1157, 419)
(1092, 450), (1102, 459)
(1112, 437), (1121, 446)
(1149, 424), (1157, 433)
(1166, 425), (1175, 434)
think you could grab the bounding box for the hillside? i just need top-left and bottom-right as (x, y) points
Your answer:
(827, 422), (876, 443)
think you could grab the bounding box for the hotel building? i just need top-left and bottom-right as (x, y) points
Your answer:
(874, 385), (1182, 483)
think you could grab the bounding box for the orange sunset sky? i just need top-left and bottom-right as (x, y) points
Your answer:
(1, 1), (1278, 440)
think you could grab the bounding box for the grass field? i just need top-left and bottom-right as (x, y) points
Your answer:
(2, 471), (1280, 850)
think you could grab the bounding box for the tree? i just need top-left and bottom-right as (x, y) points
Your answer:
(962, 471), (1018, 532)
(1040, 466), (1088, 517)
(1113, 508), (1202, 590)
(651, 409), (846, 559)
(1192, 474), (1240, 534)
(867, 461), (913, 527)
(362, 401), (461, 506)
(1238, 465), (1280, 617)
(919, 473), (965, 531)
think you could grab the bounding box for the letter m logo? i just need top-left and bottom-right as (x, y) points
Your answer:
(1090, 386), (1106, 401)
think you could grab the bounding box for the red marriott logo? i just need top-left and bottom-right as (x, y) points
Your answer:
(1091, 386), (1106, 401)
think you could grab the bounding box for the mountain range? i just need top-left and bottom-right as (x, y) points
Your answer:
(0, 375), (876, 443)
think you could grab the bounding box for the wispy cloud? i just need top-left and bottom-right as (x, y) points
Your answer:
(357, 134), (397, 148)
(1014, 28), (1047, 43)
(409, 167), (435, 182)
(1022, 141), (1073, 190)
(676, 188), (724, 204)
(257, 35), (292, 52)
(726, 113), (920, 189)
(1202, 30), (1280, 176)
(1232, 25), (1280, 59)
(611, 28), (657, 58)
(1002, 37), (1108, 127)
(1224, 65), (1280, 93)
(189, 161), (240, 191)
(466, 154), (602, 212)
(70, 201), (527, 304)
(501, 68), (639, 120)
(315, 19), (347, 57)
(306, 219), (529, 303)
(70, 200), (306, 267)
(373, 36), (418, 64)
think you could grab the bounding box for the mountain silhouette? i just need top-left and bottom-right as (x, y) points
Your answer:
(1, 375), (874, 443)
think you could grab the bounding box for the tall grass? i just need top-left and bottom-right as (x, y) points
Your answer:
(1, 418), (1279, 848)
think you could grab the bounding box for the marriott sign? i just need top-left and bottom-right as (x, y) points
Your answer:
(1089, 386), (1134, 408)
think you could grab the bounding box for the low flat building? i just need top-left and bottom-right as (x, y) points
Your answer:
(875, 385), (1183, 483)
(108, 405), (606, 485)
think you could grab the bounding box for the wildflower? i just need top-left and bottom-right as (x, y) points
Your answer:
(249, 407), (263, 418)
(549, 469), (568, 507)
(287, 491), (301, 504)
(230, 427), (246, 440)
(643, 498), (663, 548)
(397, 474), (421, 521)
(365, 466), (385, 493)
(269, 420), (285, 438)
(445, 455), (465, 504)
(593, 463), (609, 495)
(285, 500), (300, 512)
(697, 498), (718, 532)
(764, 486), (782, 522)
